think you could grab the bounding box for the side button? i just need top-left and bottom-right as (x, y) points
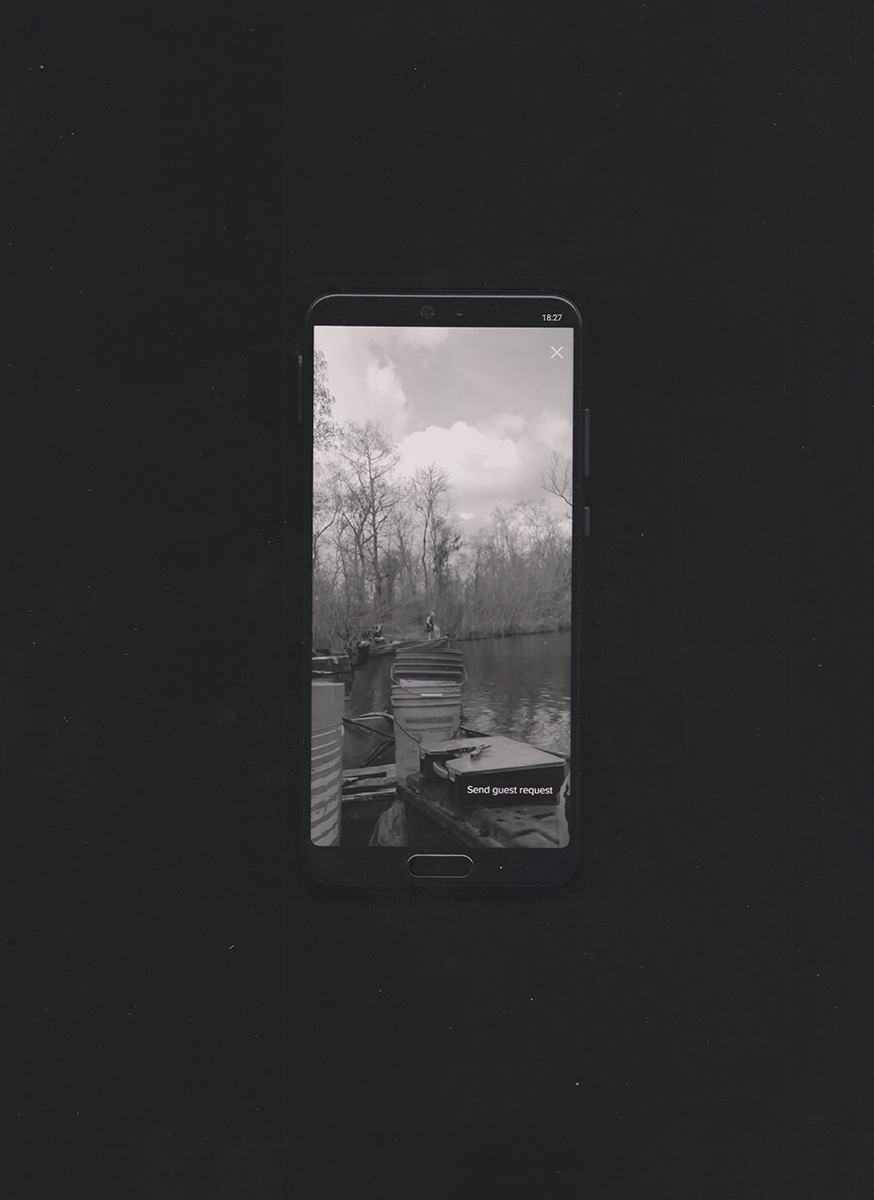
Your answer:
(407, 854), (474, 879)
(583, 507), (590, 536)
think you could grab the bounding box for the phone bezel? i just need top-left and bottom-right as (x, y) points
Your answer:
(297, 293), (583, 888)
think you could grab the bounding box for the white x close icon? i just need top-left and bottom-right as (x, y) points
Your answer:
(551, 346), (563, 359)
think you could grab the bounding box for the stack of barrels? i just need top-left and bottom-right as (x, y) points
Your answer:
(391, 647), (465, 781)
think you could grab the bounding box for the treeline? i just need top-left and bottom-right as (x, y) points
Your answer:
(447, 500), (571, 640)
(311, 355), (571, 650)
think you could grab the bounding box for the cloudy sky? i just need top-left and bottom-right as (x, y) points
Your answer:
(314, 325), (574, 531)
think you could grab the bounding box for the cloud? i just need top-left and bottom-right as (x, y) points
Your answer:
(397, 420), (521, 512)
(479, 412), (527, 438)
(395, 413), (574, 528)
(530, 411), (572, 451)
(360, 357), (412, 439)
(396, 326), (452, 348)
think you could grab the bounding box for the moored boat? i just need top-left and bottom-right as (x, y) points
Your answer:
(312, 650), (355, 695)
(312, 650), (352, 673)
(368, 635), (450, 657)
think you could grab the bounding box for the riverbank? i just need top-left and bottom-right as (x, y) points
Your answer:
(447, 620), (571, 642)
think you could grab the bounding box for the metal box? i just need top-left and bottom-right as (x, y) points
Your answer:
(418, 735), (565, 807)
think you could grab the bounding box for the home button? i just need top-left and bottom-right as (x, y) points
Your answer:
(406, 854), (474, 879)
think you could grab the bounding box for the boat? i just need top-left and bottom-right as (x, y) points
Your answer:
(368, 635), (450, 658)
(311, 650), (355, 695)
(312, 650), (352, 675)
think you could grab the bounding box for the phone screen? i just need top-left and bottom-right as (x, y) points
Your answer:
(304, 295), (581, 885)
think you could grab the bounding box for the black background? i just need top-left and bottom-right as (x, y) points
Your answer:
(4, 2), (872, 1196)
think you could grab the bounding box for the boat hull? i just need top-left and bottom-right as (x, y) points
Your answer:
(368, 636), (449, 658)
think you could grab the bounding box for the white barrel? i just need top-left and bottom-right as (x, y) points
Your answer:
(391, 679), (462, 781)
(311, 681), (344, 846)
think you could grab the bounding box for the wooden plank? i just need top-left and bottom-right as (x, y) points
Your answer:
(398, 778), (508, 848)
(341, 764), (397, 802)
(343, 787), (396, 802)
(343, 764), (397, 781)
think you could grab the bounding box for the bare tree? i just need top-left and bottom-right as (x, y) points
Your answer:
(312, 351), (339, 563)
(336, 421), (402, 614)
(540, 451), (573, 509)
(409, 463), (452, 609)
(313, 350), (337, 450)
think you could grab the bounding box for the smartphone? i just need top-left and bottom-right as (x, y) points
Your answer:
(299, 293), (584, 886)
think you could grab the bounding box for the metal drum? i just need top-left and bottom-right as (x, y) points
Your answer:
(311, 680), (344, 846)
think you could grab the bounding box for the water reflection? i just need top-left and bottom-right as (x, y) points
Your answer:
(347, 631), (571, 757)
(462, 632), (571, 755)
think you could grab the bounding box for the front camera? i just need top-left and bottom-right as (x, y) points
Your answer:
(420, 305), (435, 319)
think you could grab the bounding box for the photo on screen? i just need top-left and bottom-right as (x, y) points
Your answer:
(310, 325), (573, 849)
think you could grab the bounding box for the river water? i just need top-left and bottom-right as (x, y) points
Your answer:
(346, 630), (571, 757)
